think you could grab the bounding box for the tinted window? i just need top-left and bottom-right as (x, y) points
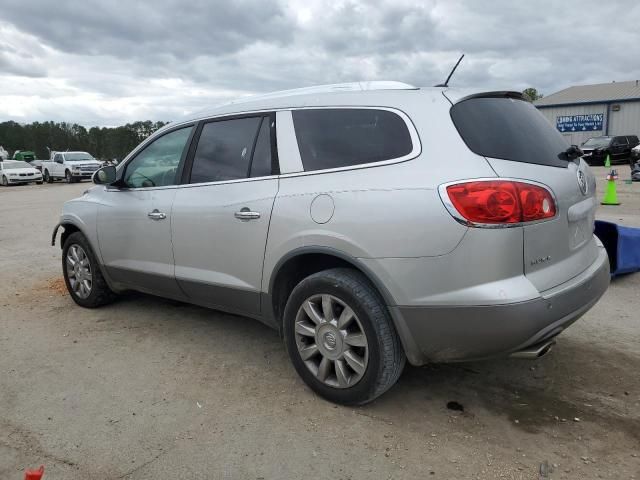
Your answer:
(628, 136), (639, 146)
(124, 126), (193, 188)
(451, 97), (570, 168)
(292, 109), (413, 172)
(190, 117), (261, 183)
(582, 137), (611, 148)
(612, 136), (628, 146)
(250, 117), (273, 177)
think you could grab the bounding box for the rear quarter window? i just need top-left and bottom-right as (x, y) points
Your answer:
(450, 96), (570, 168)
(292, 108), (413, 172)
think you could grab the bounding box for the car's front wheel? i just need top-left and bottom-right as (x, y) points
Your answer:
(283, 268), (405, 405)
(62, 232), (117, 308)
(1, 175), (8, 186)
(44, 170), (53, 183)
(65, 170), (73, 183)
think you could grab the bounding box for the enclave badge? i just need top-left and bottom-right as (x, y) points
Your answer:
(577, 169), (588, 195)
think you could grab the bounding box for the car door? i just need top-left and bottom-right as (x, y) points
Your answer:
(611, 136), (628, 163)
(53, 153), (64, 177)
(171, 114), (279, 316)
(96, 124), (195, 298)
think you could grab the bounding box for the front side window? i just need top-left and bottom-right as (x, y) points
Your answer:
(189, 116), (264, 184)
(123, 126), (193, 188)
(292, 109), (413, 172)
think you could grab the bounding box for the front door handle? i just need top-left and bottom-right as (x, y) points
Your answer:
(148, 209), (167, 220)
(234, 208), (260, 220)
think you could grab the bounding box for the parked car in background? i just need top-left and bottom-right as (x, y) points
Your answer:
(581, 135), (639, 166)
(52, 82), (609, 404)
(40, 151), (102, 183)
(0, 160), (43, 186)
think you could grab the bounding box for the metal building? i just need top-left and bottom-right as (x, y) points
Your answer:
(534, 80), (640, 146)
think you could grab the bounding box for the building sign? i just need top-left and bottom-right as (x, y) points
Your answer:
(556, 113), (603, 132)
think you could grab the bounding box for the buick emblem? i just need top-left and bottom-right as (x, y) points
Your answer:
(323, 332), (337, 350)
(577, 170), (588, 195)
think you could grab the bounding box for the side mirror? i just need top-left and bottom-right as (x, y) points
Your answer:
(93, 165), (117, 185)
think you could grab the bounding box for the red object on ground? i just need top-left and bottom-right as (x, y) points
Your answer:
(24, 466), (44, 480)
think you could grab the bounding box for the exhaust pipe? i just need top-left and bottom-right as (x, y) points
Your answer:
(509, 339), (555, 359)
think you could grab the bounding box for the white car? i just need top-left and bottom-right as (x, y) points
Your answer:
(0, 160), (44, 186)
(631, 143), (640, 164)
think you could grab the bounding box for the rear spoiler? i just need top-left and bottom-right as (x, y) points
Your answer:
(443, 90), (526, 105)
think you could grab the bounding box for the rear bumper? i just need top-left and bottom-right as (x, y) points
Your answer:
(390, 245), (610, 365)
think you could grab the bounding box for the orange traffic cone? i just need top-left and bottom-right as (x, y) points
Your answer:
(601, 169), (621, 205)
(24, 466), (44, 480)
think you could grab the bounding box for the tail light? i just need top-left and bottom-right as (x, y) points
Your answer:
(441, 180), (556, 226)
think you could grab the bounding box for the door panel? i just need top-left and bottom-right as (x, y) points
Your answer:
(96, 124), (194, 298)
(97, 188), (184, 298)
(172, 179), (278, 315)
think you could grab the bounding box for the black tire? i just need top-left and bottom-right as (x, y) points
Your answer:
(65, 170), (73, 183)
(36, 181), (43, 185)
(44, 170), (53, 183)
(1, 175), (7, 187)
(283, 268), (405, 405)
(62, 232), (117, 308)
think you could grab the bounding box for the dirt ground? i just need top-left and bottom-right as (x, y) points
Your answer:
(1, 167), (639, 480)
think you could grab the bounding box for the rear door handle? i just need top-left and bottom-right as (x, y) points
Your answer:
(234, 208), (260, 220)
(148, 209), (167, 220)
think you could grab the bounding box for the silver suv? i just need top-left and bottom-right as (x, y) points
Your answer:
(52, 82), (610, 404)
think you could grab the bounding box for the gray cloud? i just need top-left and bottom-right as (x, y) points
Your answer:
(1, 0), (639, 126)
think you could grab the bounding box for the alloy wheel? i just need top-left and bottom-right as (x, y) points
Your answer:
(294, 294), (369, 389)
(66, 244), (92, 299)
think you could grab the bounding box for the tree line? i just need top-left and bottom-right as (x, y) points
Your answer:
(0, 120), (168, 161)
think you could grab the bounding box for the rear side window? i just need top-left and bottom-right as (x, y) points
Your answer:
(627, 136), (639, 146)
(292, 109), (413, 172)
(250, 117), (273, 178)
(612, 136), (628, 146)
(450, 97), (570, 168)
(190, 117), (262, 183)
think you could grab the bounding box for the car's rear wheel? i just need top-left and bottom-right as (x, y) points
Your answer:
(283, 268), (405, 405)
(44, 170), (53, 183)
(62, 232), (117, 308)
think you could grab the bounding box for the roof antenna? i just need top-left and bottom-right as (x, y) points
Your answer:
(435, 54), (465, 87)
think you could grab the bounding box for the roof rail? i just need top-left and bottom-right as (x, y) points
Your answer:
(227, 81), (418, 105)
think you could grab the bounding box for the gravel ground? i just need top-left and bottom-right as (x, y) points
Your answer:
(1, 166), (639, 480)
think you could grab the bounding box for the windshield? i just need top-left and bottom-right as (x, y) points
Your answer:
(64, 152), (95, 162)
(582, 137), (611, 148)
(2, 161), (30, 169)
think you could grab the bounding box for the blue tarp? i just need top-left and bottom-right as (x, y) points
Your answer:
(594, 220), (640, 276)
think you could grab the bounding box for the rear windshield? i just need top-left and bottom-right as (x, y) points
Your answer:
(450, 96), (570, 168)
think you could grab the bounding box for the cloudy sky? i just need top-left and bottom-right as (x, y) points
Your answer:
(1, 0), (639, 126)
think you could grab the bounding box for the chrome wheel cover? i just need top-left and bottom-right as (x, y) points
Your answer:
(66, 244), (92, 299)
(294, 294), (369, 389)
